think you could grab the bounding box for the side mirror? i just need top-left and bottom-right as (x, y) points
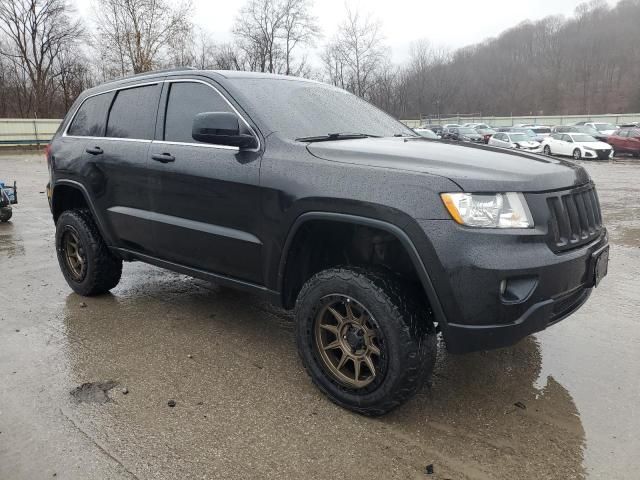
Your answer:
(192, 112), (258, 149)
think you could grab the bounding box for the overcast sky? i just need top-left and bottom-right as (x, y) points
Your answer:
(75, 0), (618, 63)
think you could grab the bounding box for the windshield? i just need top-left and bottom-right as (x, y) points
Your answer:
(458, 128), (477, 134)
(571, 134), (597, 142)
(509, 133), (529, 142)
(532, 127), (551, 134)
(230, 78), (415, 141)
(594, 123), (616, 131)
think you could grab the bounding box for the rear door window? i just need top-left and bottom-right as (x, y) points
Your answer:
(106, 84), (161, 140)
(163, 82), (233, 144)
(67, 92), (114, 137)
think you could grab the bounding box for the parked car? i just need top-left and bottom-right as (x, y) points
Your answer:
(475, 127), (496, 143)
(551, 125), (609, 143)
(413, 127), (440, 139)
(542, 133), (612, 160)
(441, 124), (462, 138)
(448, 127), (484, 143)
(418, 124), (443, 136)
(607, 128), (640, 157)
(496, 127), (544, 143)
(488, 132), (542, 152)
(462, 122), (491, 130)
(529, 126), (552, 139)
(47, 68), (609, 416)
(574, 122), (618, 136)
(619, 122), (640, 128)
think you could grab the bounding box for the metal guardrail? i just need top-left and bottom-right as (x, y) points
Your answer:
(0, 118), (61, 146)
(403, 113), (640, 128)
(2, 114), (640, 145)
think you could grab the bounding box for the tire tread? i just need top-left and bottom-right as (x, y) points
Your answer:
(295, 266), (436, 416)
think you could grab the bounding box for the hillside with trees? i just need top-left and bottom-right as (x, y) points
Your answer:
(1, 0), (639, 119)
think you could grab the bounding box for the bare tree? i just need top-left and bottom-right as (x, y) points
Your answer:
(233, 0), (319, 74)
(323, 7), (387, 99)
(93, 0), (193, 75)
(0, 0), (83, 116)
(279, 0), (320, 75)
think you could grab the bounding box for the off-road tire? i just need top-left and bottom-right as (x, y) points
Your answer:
(0, 207), (12, 222)
(295, 267), (437, 416)
(55, 209), (122, 295)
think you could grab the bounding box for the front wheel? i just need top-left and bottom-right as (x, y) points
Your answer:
(573, 148), (582, 160)
(295, 267), (437, 416)
(55, 209), (122, 296)
(543, 145), (552, 156)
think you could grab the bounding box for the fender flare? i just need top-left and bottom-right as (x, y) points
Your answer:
(278, 211), (449, 329)
(51, 179), (114, 245)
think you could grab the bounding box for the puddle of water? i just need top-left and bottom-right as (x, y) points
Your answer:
(70, 381), (117, 404)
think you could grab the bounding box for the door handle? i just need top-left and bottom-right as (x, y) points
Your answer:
(86, 146), (103, 155)
(151, 153), (175, 163)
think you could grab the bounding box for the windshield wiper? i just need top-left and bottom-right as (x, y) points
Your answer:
(296, 132), (380, 142)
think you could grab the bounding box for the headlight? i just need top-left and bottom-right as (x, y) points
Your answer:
(583, 146), (595, 151)
(440, 192), (534, 228)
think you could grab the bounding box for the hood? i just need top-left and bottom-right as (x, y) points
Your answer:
(306, 137), (590, 192)
(514, 141), (540, 148)
(578, 141), (612, 149)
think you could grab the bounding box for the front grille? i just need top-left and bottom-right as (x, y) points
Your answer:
(546, 184), (603, 252)
(596, 149), (610, 159)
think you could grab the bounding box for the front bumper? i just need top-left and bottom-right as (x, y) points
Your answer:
(415, 219), (608, 353)
(581, 148), (612, 160)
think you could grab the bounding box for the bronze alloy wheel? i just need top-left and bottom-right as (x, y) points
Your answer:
(314, 295), (385, 389)
(61, 227), (86, 281)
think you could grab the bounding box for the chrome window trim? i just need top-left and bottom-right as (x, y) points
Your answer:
(63, 135), (152, 144)
(61, 77), (260, 153)
(62, 81), (161, 139)
(152, 140), (238, 151)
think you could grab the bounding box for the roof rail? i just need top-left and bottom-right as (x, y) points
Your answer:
(115, 66), (198, 82)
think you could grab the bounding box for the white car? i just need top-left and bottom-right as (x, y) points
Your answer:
(541, 133), (613, 160)
(488, 132), (542, 152)
(579, 122), (618, 136)
(462, 122), (491, 130)
(413, 128), (440, 139)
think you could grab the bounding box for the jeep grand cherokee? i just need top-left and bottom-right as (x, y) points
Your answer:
(47, 69), (609, 415)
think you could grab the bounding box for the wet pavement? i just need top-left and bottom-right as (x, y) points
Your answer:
(1, 151), (639, 480)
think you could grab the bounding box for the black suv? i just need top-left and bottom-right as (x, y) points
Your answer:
(47, 69), (609, 415)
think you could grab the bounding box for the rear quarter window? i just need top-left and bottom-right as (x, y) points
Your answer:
(106, 84), (161, 140)
(67, 92), (114, 137)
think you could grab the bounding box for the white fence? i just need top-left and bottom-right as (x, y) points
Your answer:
(402, 113), (640, 128)
(2, 113), (640, 145)
(0, 118), (61, 146)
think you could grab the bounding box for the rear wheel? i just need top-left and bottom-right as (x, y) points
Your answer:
(295, 267), (437, 416)
(543, 145), (552, 156)
(55, 209), (122, 296)
(0, 207), (12, 222)
(573, 148), (582, 160)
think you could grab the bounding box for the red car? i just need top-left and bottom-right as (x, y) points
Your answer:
(608, 128), (640, 157)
